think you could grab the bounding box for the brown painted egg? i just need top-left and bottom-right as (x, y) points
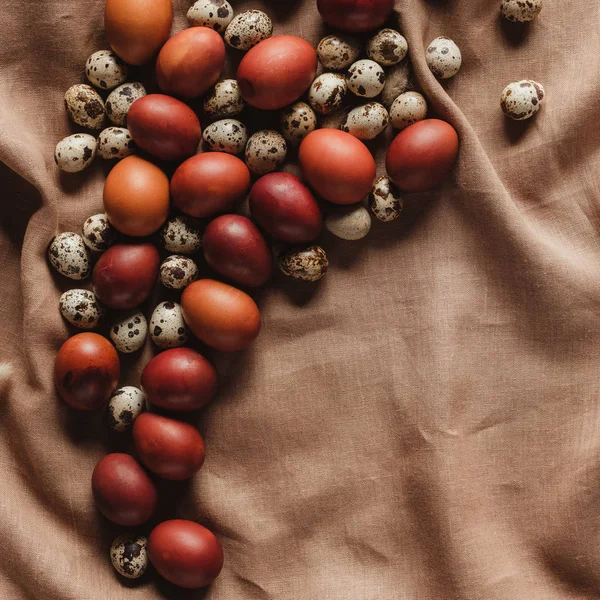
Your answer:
(317, 0), (394, 33)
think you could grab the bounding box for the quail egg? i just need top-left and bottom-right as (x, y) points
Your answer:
(110, 534), (148, 579)
(54, 134), (97, 173)
(225, 10), (272, 51)
(366, 29), (408, 67)
(160, 255), (199, 290)
(347, 60), (386, 98)
(245, 130), (287, 176)
(110, 311), (148, 353)
(326, 206), (372, 240)
(85, 50), (128, 90)
(97, 127), (135, 160)
(48, 232), (91, 280)
(149, 301), (190, 350)
(369, 176), (403, 222)
(107, 387), (145, 432)
(59, 289), (104, 329)
(316, 35), (361, 71)
(381, 61), (412, 108)
(187, 0), (234, 32)
(280, 102), (317, 146)
(309, 73), (348, 115)
(390, 91), (428, 130)
(202, 119), (248, 154)
(203, 79), (245, 118)
(500, 80), (545, 120)
(342, 102), (389, 140)
(426, 37), (462, 80)
(501, 0), (543, 22)
(160, 216), (203, 254)
(82, 213), (116, 252)
(64, 84), (106, 130)
(278, 245), (328, 282)
(106, 82), (146, 127)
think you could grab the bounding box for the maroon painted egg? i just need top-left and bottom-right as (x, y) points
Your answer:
(317, 0), (394, 32)
(249, 173), (322, 243)
(203, 215), (272, 287)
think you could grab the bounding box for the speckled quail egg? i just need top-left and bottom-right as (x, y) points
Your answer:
(245, 130), (287, 176)
(202, 119), (248, 154)
(390, 91), (427, 130)
(366, 29), (408, 67)
(82, 213), (116, 252)
(48, 232), (91, 280)
(326, 206), (372, 240)
(501, 0), (542, 22)
(160, 255), (199, 290)
(149, 301), (190, 350)
(369, 176), (403, 222)
(347, 60), (386, 99)
(107, 387), (145, 432)
(278, 245), (328, 282)
(54, 134), (97, 173)
(225, 10), (272, 51)
(342, 102), (389, 140)
(317, 35), (361, 71)
(106, 82), (146, 127)
(110, 534), (148, 579)
(97, 127), (135, 160)
(187, 0), (234, 32)
(500, 80), (545, 120)
(318, 110), (349, 130)
(280, 102), (317, 146)
(59, 289), (104, 329)
(426, 37), (462, 80)
(85, 50), (128, 90)
(160, 216), (203, 254)
(381, 61), (412, 108)
(64, 84), (106, 130)
(110, 311), (148, 354)
(203, 79), (245, 118)
(309, 73), (348, 115)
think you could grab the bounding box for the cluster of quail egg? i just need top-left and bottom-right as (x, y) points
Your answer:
(55, 51), (146, 172)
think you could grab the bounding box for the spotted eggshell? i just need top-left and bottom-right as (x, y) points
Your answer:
(347, 60), (386, 98)
(110, 534), (148, 579)
(64, 84), (106, 129)
(390, 91), (427, 130)
(381, 61), (412, 108)
(98, 127), (135, 160)
(280, 102), (317, 147)
(203, 79), (245, 118)
(107, 386), (146, 432)
(278, 245), (328, 282)
(106, 82), (146, 127)
(309, 73), (347, 115)
(149, 301), (190, 350)
(342, 102), (389, 140)
(224, 10), (272, 51)
(59, 289), (105, 329)
(187, 0), (234, 32)
(48, 232), (91, 280)
(160, 255), (199, 290)
(160, 216), (203, 254)
(110, 311), (148, 353)
(500, 80), (545, 121)
(368, 175), (403, 222)
(316, 35), (361, 71)
(85, 50), (128, 90)
(54, 134), (97, 173)
(82, 213), (117, 252)
(426, 37), (462, 80)
(326, 206), (372, 240)
(245, 130), (287, 176)
(366, 29), (408, 67)
(501, 0), (543, 22)
(202, 119), (248, 154)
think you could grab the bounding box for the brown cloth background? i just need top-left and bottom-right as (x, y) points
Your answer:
(2, 0), (600, 598)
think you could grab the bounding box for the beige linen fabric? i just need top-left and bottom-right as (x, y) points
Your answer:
(2, 0), (600, 598)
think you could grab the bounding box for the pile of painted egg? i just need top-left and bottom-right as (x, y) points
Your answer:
(49, 0), (544, 590)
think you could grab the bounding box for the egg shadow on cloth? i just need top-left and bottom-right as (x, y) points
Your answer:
(503, 112), (535, 144)
(260, 0), (303, 21)
(498, 14), (533, 48)
(155, 575), (209, 600)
